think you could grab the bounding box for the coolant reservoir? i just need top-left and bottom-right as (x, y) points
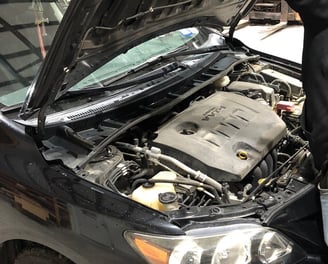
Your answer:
(131, 171), (179, 211)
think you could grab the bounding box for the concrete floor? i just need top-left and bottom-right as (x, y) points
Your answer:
(234, 23), (304, 64)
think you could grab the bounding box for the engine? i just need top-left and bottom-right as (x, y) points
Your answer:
(153, 92), (287, 182)
(41, 64), (307, 213)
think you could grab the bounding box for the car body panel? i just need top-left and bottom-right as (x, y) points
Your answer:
(1, 1), (328, 263)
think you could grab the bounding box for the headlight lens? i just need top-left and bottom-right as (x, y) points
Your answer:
(124, 224), (299, 264)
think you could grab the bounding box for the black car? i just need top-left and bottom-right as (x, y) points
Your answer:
(0, 0), (326, 263)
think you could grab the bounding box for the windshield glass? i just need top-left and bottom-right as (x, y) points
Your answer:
(70, 27), (224, 91)
(0, 0), (69, 107)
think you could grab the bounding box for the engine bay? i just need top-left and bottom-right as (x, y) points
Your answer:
(39, 49), (312, 214)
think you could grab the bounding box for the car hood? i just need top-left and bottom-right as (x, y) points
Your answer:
(19, 0), (255, 124)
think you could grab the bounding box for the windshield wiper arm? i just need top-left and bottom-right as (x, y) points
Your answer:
(102, 44), (229, 86)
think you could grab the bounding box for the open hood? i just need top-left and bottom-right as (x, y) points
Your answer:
(19, 0), (255, 125)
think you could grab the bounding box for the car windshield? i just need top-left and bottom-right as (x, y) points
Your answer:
(69, 27), (217, 92)
(0, 0), (69, 107)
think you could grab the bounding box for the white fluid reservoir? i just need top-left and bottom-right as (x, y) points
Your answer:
(131, 171), (178, 211)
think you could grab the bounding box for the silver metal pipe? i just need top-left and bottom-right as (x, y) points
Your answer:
(131, 145), (223, 193)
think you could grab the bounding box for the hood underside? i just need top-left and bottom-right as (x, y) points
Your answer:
(20, 0), (255, 124)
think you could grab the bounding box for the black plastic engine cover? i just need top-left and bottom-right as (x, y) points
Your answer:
(153, 92), (286, 182)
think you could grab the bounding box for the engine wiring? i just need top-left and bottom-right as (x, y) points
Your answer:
(244, 141), (309, 202)
(271, 79), (292, 100)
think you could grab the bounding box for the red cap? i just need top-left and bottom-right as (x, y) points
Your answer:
(276, 101), (295, 112)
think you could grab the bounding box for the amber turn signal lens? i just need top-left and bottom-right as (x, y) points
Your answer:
(133, 237), (169, 264)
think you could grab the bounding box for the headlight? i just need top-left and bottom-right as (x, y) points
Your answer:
(124, 224), (305, 264)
